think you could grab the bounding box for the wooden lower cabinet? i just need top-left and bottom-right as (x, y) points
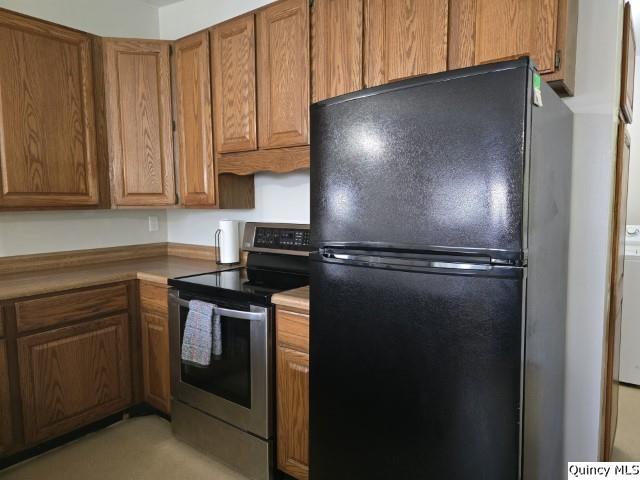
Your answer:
(0, 339), (13, 454)
(276, 306), (309, 480)
(17, 314), (132, 444)
(139, 281), (171, 415)
(140, 311), (171, 414)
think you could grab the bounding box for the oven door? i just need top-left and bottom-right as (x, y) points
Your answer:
(168, 289), (272, 439)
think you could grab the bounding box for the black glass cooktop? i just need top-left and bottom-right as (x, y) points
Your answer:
(168, 267), (309, 306)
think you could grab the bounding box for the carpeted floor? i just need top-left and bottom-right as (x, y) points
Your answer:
(0, 416), (249, 480)
(613, 384), (640, 461)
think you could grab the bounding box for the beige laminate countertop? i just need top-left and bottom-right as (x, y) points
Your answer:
(272, 286), (309, 312)
(0, 256), (233, 301)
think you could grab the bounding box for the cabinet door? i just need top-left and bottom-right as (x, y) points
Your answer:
(277, 345), (309, 480)
(211, 15), (258, 154)
(18, 314), (132, 444)
(0, 339), (13, 455)
(449, 0), (559, 74)
(0, 10), (99, 208)
(174, 32), (217, 207)
(364, 0), (448, 87)
(604, 123), (631, 459)
(141, 311), (170, 414)
(103, 39), (175, 206)
(621, 2), (635, 124)
(311, 0), (364, 102)
(257, 0), (310, 149)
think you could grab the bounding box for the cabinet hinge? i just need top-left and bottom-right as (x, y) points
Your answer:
(172, 120), (176, 132)
(169, 44), (174, 56)
(309, 0), (314, 8)
(555, 50), (561, 70)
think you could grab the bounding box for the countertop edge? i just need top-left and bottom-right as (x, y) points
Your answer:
(272, 286), (310, 313)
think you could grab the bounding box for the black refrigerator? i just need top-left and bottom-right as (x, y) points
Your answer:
(309, 59), (572, 480)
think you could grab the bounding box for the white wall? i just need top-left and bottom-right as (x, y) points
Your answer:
(158, 0), (272, 39)
(0, 0), (160, 37)
(167, 172), (310, 244)
(563, 0), (624, 464)
(626, 53), (640, 225)
(0, 211), (168, 257)
(0, 1), (165, 258)
(628, 0), (640, 226)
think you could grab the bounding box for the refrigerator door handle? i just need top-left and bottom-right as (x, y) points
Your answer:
(326, 253), (493, 271)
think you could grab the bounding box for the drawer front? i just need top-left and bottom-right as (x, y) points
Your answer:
(277, 308), (309, 353)
(139, 282), (169, 315)
(16, 284), (129, 334)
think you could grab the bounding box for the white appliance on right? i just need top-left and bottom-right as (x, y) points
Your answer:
(620, 225), (640, 385)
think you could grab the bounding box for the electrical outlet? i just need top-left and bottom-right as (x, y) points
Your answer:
(148, 216), (159, 232)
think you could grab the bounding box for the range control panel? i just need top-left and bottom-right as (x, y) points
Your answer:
(253, 227), (311, 251)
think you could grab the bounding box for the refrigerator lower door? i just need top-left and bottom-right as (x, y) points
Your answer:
(310, 258), (524, 480)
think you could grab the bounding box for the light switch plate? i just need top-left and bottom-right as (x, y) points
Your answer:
(148, 216), (159, 232)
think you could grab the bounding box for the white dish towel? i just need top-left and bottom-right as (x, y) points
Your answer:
(181, 300), (222, 366)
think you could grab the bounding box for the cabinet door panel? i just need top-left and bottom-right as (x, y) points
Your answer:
(449, 0), (559, 74)
(365, 0), (448, 87)
(141, 312), (170, 414)
(212, 15), (257, 154)
(257, 0), (310, 149)
(175, 32), (217, 207)
(311, 0), (363, 102)
(0, 10), (98, 208)
(18, 314), (132, 444)
(277, 345), (309, 480)
(0, 339), (13, 455)
(104, 39), (175, 206)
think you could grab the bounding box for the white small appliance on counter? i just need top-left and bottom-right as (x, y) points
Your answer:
(620, 225), (640, 385)
(214, 220), (240, 265)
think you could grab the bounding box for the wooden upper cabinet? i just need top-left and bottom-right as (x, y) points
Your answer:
(211, 15), (258, 154)
(621, 2), (635, 124)
(0, 10), (99, 208)
(364, 0), (449, 88)
(449, 0), (577, 94)
(103, 39), (176, 207)
(311, 0), (364, 102)
(449, 0), (558, 72)
(174, 31), (217, 207)
(257, 0), (310, 149)
(0, 339), (13, 455)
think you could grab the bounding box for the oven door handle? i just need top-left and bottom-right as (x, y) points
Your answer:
(169, 294), (267, 322)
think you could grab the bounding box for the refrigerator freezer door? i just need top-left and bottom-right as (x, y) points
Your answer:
(310, 258), (524, 479)
(311, 62), (530, 260)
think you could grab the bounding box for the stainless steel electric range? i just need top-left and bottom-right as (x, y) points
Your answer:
(168, 222), (310, 480)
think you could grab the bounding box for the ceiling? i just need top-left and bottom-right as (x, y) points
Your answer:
(141, 0), (184, 7)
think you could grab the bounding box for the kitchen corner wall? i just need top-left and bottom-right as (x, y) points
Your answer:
(0, 0), (166, 257)
(158, 0), (311, 246)
(563, 0), (624, 465)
